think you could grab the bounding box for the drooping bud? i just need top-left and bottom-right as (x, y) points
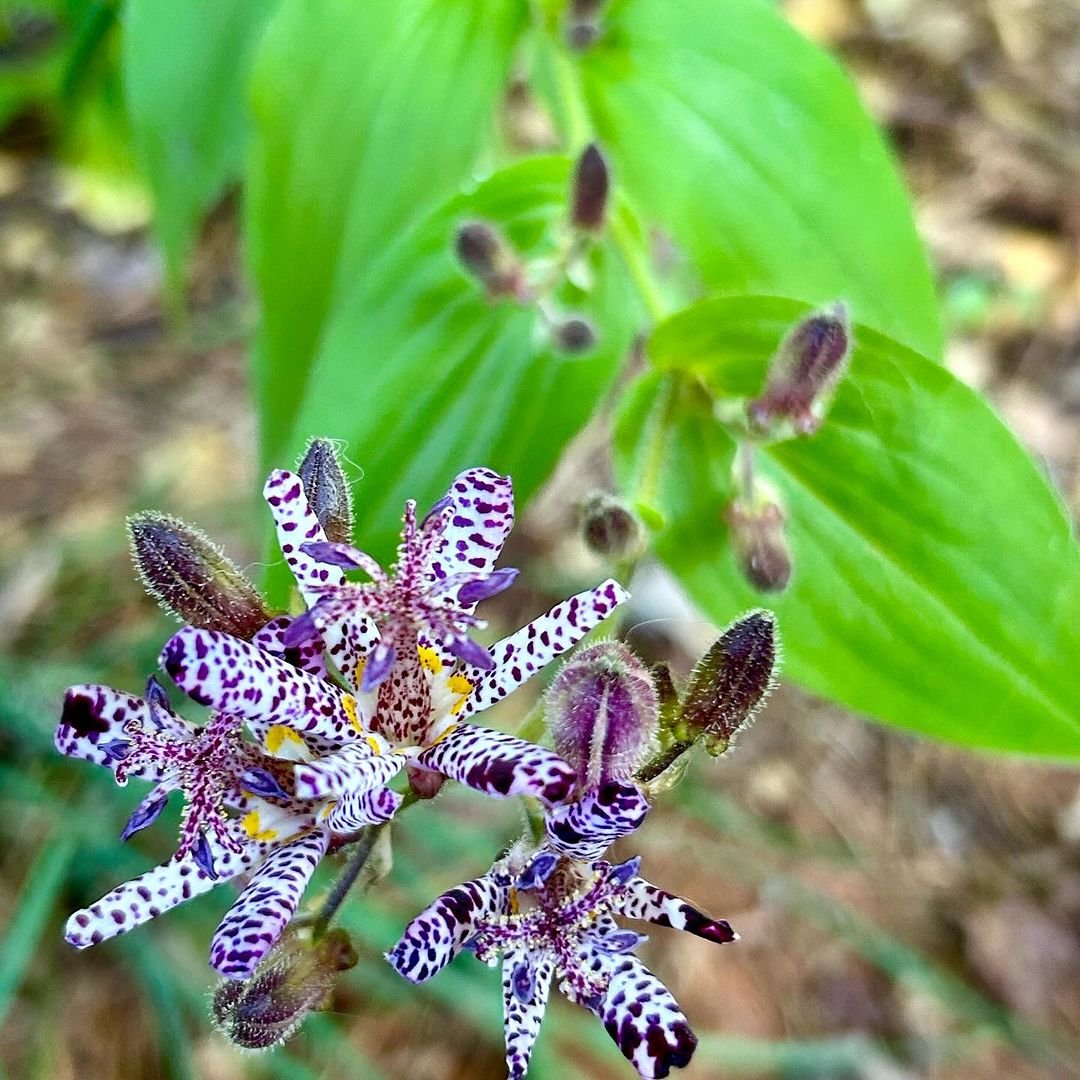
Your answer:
(677, 610), (776, 755)
(128, 512), (270, 639)
(211, 928), (358, 1051)
(727, 499), (792, 593)
(552, 316), (597, 354)
(454, 221), (525, 299)
(565, 0), (605, 50)
(407, 764), (446, 800)
(580, 492), (645, 562)
(748, 304), (851, 436)
(547, 641), (658, 789)
(297, 439), (353, 544)
(570, 143), (610, 231)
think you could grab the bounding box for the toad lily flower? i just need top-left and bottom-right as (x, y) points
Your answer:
(54, 677), (348, 979)
(228, 464), (629, 809)
(387, 850), (737, 1079)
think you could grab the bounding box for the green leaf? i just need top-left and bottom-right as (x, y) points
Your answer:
(565, 0), (942, 358)
(123, 0), (273, 293)
(247, 0), (526, 466)
(616, 295), (1080, 757)
(280, 157), (643, 566)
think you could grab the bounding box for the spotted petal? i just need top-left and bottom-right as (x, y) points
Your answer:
(416, 723), (575, 806)
(161, 628), (364, 743)
(459, 580), (629, 718)
(502, 945), (555, 1079)
(210, 829), (329, 978)
(545, 781), (650, 860)
(64, 841), (261, 949)
(55, 685), (186, 779)
(428, 468), (514, 592)
(619, 878), (737, 946)
(252, 615), (328, 678)
(325, 784), (403, 832)
(294, 744), (405, 801)
(593, 956), (698, 1079)
(264, 468), (346, 602)
(386, 873), (508, 984)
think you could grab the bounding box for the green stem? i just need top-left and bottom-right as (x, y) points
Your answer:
(312, 826), (383, 936)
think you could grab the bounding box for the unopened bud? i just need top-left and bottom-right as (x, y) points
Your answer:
(677, 610), (776, 755)
(547, 641), (658, 789)
(651, 662), (680, 730)
(407, 764), (446, 800)
(565, 0), (605, 50)
(748, 305), (851, 435)
(727, 500), (792, 593)
(570, 143), (610, 231)
(128, 512), (269, 639)
(580, 493), (645, 561)
(455, 221), (525, 298)
(211, 928), (357, 1050)
(553, 316), (597, 354)
(297, 439), (353, 544)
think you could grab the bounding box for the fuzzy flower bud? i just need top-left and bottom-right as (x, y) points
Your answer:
(455, 221), (525, 299)
(580, 493), (645, 561)
(553, 316), (597, 354)
(565, 0), (605, 50)
(128, 512), (269, 639)
(297, 439), (353, 545)
(727, 500), (792, 593)
(570, 143), (610, 231)
(748, 305), (851, 436)
(547, 641), (658, 788)
(678, 611), (776, 755)
(211, 928), (357, 1051)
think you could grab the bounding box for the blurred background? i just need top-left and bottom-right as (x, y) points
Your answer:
(2, 1), (1080, 1078)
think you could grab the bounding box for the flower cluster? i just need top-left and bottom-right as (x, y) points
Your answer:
(56, 439), (777, 1077)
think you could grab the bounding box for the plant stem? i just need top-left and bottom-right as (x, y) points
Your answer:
(312, 825), (383, 937)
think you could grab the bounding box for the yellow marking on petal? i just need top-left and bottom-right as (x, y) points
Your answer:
(427, 722), (459, 747)
(355, 658), (366, 684)
(509, 887), (520, 915)
(242, 810), (279, 842)
(320, 802), (336, 820)
(365, 735), (382, 755)
(448, 674), (473, 695)
(342, 694), (362, 732)
(418, 646), (443, 674)
(265, 724), (304, 754)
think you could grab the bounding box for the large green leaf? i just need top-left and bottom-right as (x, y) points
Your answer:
(247, 0), (526, 466)
(123, 0), (273, 292)
(281, 157), (644, 566)
(615, 296), (1080, 757)
(562, 0), (942, 358)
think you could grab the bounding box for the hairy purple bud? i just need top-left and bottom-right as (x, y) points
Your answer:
(580, 492), (645, 561)
(748, 305), (851, 436)
(570, 143), (610, 231)
(297, 439), (353, 544)
(128, 512), (269, 640)
(547, 641), (658, 788)
(727, 501), (792, 594)
(678, 610), (776, 755)
(553, 316), (598, 354)
(211, 928), (358, 1051)
(454, 221), (525, 299)
(565, 0), (605, 51)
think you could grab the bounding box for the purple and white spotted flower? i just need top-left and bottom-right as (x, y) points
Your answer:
(235, 463), (630, 809)
(54, 678), (348, 979)
(386, 849), (737, 1079)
